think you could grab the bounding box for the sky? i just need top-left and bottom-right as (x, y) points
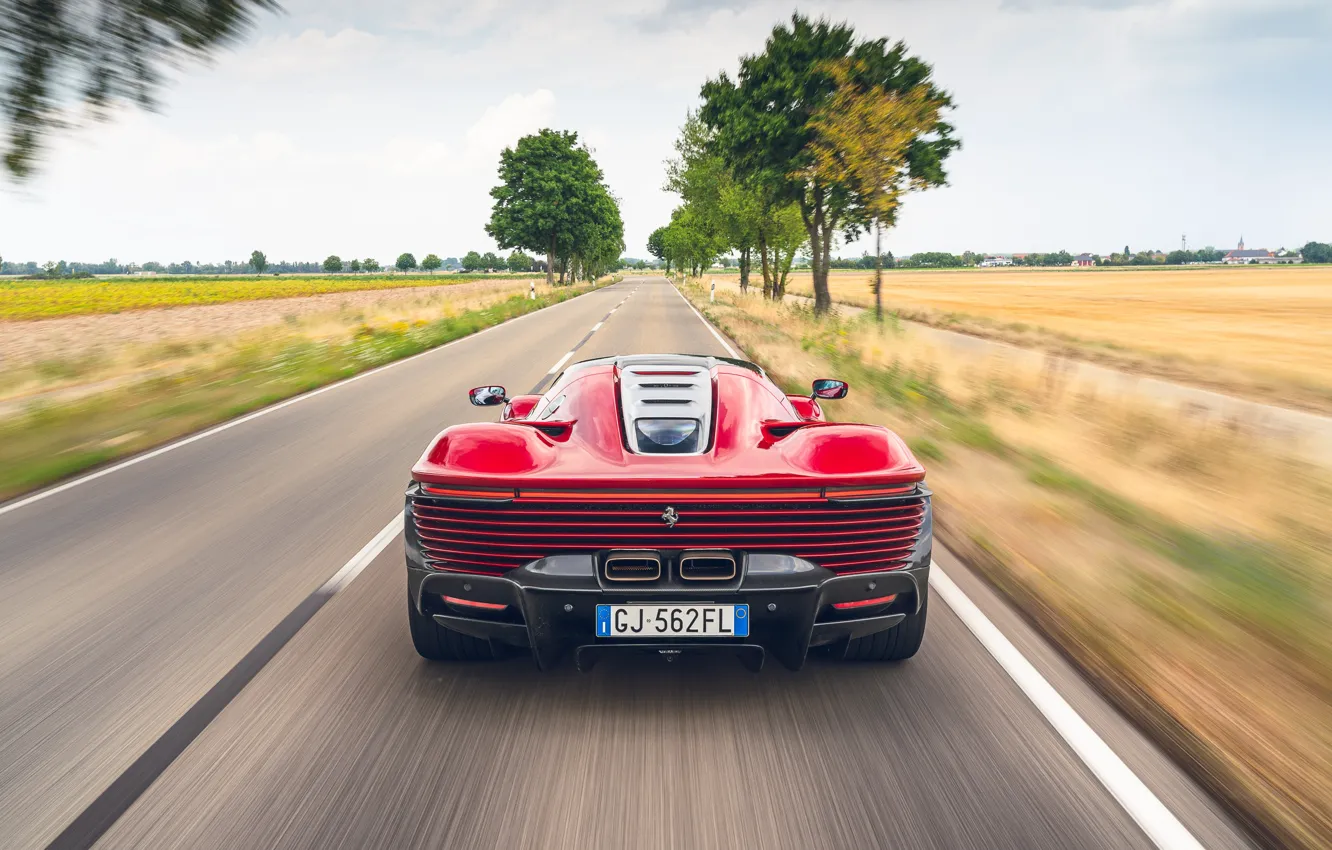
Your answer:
(1, 0), (1329, 264)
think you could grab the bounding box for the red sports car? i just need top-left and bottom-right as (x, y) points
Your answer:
(405, 354), (932, 671)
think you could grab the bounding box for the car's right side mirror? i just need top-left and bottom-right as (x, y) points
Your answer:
(469, 385), (508, 406)
(811, 379), (849, 400)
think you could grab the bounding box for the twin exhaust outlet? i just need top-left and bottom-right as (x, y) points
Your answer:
(603, 550), (737, 582)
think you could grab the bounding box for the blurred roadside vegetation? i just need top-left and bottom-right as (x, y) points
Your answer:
(687, 281), (1332, 850)
(0, 280), (611, 500)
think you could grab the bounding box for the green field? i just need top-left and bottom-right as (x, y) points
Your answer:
(0, 273), (541, 320)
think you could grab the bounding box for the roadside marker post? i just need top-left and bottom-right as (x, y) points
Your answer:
(710, 278), (715, 302)
(530, 279), (536, 300)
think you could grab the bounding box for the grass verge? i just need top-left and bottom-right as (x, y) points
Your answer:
(688, 282), (1332, 850)
(0, 285), (596, 501)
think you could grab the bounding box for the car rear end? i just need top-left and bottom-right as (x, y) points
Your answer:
(405, 483), (933, 670)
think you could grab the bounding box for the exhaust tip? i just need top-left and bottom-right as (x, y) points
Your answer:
(603, 550), (662, 582)
(679, 549), (737, 581)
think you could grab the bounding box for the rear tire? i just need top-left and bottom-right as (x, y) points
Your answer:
(407, 595), (498, 661)
(840, 597), (928, 662)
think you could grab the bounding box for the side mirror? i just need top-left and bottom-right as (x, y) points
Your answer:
(812, 379), (849, 400)
(469, 385), (508, 406)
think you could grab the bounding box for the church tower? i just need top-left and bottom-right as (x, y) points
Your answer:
(1238, 236), (1245, 251)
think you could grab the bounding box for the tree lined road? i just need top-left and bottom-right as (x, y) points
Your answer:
(1, 278), (1249, 850)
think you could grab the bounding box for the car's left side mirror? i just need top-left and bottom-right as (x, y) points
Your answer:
(812, 379), (849, 400)
(469, 385), (508, 406)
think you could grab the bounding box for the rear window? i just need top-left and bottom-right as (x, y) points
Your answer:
(634, 418), (701, 454)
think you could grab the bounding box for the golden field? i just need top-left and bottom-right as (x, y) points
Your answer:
(783, 265), (1332, 412)
(689, 284), (1332, 849)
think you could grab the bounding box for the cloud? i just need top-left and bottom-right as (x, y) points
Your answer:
(240, 27), (384, 76)
(2, 0), (1329, 262)
(464, 89), (558, 163)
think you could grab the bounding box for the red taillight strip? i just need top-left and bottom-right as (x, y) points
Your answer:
(826, 485), (918, 498)
(627, 370), (701, 376)
(421, 485), (516, 499)
(832, 594), (898, 610)
(443, 595), (507, 611)
(515, 489), (825, 502)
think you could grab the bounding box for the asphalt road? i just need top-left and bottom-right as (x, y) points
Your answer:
(0, 277), (1252, 850)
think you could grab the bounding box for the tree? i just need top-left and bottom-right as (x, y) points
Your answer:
(808, 59), (945, 320)
(487, 129), (616, 286)
(362, 257), (380, 272)
(421, 253), (442, 272)
(349, 258), (362, 272)
(462, 251), (484, 272)
(665, 112), (763, 292)
(647, 227), (669, 269)
(396, 252), (416, 272)
(757, 202), (808, 299)
(481, 251), (503, 271)
(250, 250), (267, 274)
(1, 0), (278, 179)
(1301, 241), (1332, 264)
(507, 250), (533, 272)
(701, 14), (958, 313)
(322, 254), (343, 273)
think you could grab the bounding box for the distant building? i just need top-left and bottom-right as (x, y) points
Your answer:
(1072, 253), (1096, 267)
(1223, 237), (1298, 264)
(979, 256), (1013, 267)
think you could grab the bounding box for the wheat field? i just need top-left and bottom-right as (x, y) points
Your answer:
(783, 265), (1332, 408)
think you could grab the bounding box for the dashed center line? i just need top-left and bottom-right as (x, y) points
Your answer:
(532, 290), (632, 391)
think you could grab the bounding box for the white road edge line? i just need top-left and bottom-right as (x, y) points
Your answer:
(674, 278), (1204, 850)
(322, 514), (404, 595)
(930, 565), (1205, 850)
(670, 281), (740, 358)
(0, 282), (623, 519)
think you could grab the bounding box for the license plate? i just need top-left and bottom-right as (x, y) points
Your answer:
(596, 604), (749, 638)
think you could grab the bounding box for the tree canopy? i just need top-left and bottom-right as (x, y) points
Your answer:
(322, 255), (343, 273)
(699, 13), (957, 311)
(362, 257), (380, 272)
(1302, 241), (1332, 264)
(250, 250), (267, 273)
(1, 0), (279, 179)
(462, 251), (484, 272)
(506, 250), (533, 272)
(486, 128), (623, 285)
(421, 253), (442, 272)
(395, 252), (416, 271)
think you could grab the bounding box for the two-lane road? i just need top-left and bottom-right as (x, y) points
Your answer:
(1, 278), (1250, 849)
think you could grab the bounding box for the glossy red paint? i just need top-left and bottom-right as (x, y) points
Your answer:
(413, 362), (924, 490)
(501, 394), (541, 421)
(786, 395), (824, 421)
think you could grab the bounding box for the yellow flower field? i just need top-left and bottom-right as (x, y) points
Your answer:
(0, 273), (539, 320)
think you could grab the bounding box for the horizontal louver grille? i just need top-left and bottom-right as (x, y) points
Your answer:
(411, 493), (925, 575)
